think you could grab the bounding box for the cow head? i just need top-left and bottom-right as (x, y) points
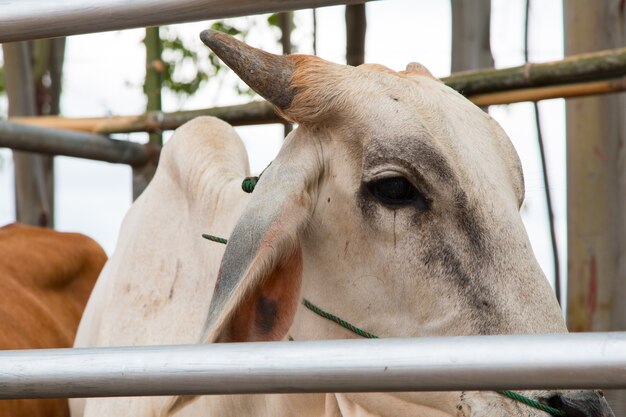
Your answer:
(195, 30), (614, 417)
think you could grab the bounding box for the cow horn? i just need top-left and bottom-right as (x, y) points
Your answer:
(200, 29), (297, 110)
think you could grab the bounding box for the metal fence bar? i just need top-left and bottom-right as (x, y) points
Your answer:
(0, 121), (154, 166)
(1, 333), (625, 399)
(0, 0), (372, 43)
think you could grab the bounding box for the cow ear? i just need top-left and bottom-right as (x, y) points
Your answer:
(400, 62), (439, 81)
(202, 136), (319, 343)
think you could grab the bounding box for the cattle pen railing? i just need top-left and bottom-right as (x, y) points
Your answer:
(2, 0), (626, 403)
(1, 333), (625, 399)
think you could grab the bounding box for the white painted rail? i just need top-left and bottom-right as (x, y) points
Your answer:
(0, 0), (373, 43)
(1, 333), (625, 399)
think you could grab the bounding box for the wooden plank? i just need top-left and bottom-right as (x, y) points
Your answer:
(12, 45), (626, 135)
(11, 77), (626, 134)
(11, 101), (283, 134)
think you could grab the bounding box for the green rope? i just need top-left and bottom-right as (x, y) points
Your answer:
(498, 390), (565, 416)
(241, 177), (258, 193)
(301, 300), (566, 417)
(302, 299), (378, 339)
(201, 233), (228, 244)
(203, 174), (566, 417)
(241, 162), (271, 193)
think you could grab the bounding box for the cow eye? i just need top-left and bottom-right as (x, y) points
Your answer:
(367, 176), (429, 209)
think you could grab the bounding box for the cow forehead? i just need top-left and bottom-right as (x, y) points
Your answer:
(331, 67), (525, 204)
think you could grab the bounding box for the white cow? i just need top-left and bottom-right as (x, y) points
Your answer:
(72, 31), (614, 417)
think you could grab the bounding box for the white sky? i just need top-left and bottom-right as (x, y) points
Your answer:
(0, 0), (566, 300)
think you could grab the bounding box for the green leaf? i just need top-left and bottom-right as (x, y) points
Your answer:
(235, 82), (255, 97)
(267, 13), (280, 28)
(210, 21), (242, 37)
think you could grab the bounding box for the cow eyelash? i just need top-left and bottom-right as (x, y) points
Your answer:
(366, 176), (430, 210)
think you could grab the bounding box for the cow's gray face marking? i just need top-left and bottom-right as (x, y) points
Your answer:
(354, 132), (499, 332)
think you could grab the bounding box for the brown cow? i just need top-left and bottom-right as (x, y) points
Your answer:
(0, 223), (106, 417)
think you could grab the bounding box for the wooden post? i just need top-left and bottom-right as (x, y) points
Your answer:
(144, 27), (163, 147)
(564, 0), (625, 411)
(345, 4), (366, 67)
(3, 42), (54, 227)
(450, 0), (493, 73)
(312, 9), (318, 55)
(31, 38), (66, 226)
(278, 12), (294, 137)
(134, 27), (163, 200)
(450, 0), (493, 114)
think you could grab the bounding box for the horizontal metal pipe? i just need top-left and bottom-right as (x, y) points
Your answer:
(0, 121), (154, 166)
(0, 333), (625, 399)
(0, 0), (371, 43)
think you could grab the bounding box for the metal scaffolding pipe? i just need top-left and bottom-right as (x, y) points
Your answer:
(0, 121), (153, 166)
(1, 333), (625, 399)
(0, 0), (372, 43)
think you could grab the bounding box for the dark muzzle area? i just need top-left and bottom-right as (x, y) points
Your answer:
(546, 391), (615, 417)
